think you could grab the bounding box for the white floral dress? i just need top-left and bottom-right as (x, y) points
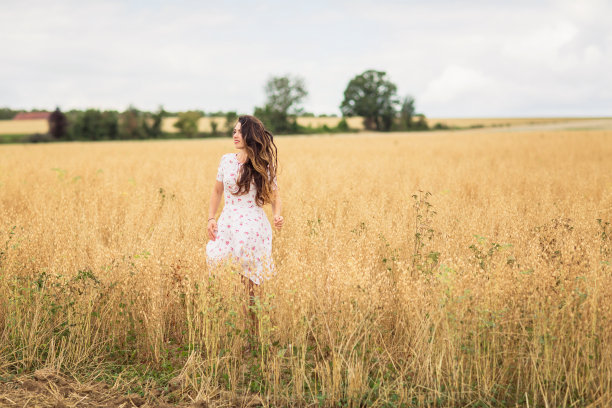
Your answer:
(206, 153), (276, 284)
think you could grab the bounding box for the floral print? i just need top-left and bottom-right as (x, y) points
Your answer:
(206, 153), (275, 284)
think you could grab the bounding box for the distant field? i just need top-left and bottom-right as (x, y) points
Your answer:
(0, 119), (49, 135)
(428, 116), (612, 128)
(3, 116), (611, 136)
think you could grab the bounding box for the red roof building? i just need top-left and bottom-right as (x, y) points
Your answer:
(13, 112), (51, 120)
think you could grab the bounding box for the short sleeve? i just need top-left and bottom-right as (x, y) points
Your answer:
(215, 155), (224, 182)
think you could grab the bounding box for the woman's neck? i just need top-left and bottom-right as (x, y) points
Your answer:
(236, 151), (247, 164)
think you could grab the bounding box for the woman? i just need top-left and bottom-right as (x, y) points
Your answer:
(206, 115), (283, 305)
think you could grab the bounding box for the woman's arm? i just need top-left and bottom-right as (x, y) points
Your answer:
(271, 187), (283, 229)
(208, 181), (224, 219)
(207, 181), (224, 240)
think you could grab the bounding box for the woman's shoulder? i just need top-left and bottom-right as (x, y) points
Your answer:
(220, 153), (236, 162)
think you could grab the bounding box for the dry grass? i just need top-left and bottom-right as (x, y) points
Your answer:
(0, 128), (611, 406)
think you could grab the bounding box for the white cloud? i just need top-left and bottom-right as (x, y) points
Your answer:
(584, 45), (604, 64)
(0, 0), (610, 116)
(421, 65), (497, 105)
(501, 21), (579, 64)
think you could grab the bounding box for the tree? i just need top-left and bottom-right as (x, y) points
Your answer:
(264, 75), (307, 115)
(100, 111), (119, 139)
(414, 114), (429, 130)
(69, 109), (118, 140)
(174, 111), (202, 138)
(119, 106), (147, 139)
(144, 106), (165, 138)
(340, 70), (399, 131)
(255, 75), (307, 133)
(210, 119), (219, 136)
(0, 107), (19, 120)
(224, 111), (238, 136)
(399, 96), (415, 129)
(48, 107), (68, 139)
(336, 118), (350, 132)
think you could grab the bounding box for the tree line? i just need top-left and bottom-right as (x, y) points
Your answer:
(253, 69), (431, 133)
(5, 69), (439, 142)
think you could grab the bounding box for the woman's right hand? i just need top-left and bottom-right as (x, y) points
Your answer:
(207, 219), (218, 240)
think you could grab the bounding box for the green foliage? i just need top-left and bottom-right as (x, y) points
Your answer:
(58, 106), (165, 141)
(399, 95), (415, 129)
(210, 119), (219, 136)
(433, 122), (450, 130)
(379, 232), (401, 282)
(264, 75), (308, 115)
(173, 111), (202, 138)
(117, 106), (164, 139)
(0, 134), (26, 144)
(254, 74), (308, 134)
(146, 106), (165, 138)
(119, 106), (147, 139)
(224, 111), (238, 136)
(469, 235), (512, 272)
(21, 133), (55, 143)
(414, 114), (429, 130)
(68, 109), (119, 140)
(294, 118), (354, 135)
(412, 191), (440, 275)
(336, 118), (349, 132)
(254, 105), (298, 134)
(340, 70), (399, 131)
(0, 107), (20, 120)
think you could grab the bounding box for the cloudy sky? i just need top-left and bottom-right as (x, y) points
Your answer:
(1, 0), (611, 117)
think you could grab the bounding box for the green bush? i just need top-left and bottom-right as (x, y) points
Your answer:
(173, 111), (202, 138)
(68, 109), (119, 140)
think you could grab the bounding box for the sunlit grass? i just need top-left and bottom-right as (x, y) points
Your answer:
(0, 129), (610, 406)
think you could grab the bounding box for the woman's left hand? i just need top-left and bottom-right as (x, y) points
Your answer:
(274, 215), (284, 230)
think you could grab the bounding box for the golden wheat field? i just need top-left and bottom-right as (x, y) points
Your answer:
(0, 128), (611, 407)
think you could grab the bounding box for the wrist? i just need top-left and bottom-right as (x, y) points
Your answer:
(207, 217), (215, 222)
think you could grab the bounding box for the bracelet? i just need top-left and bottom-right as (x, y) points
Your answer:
(207, 217), (215, 222)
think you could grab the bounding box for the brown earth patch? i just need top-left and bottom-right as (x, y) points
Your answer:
(0, 368), (217, 408)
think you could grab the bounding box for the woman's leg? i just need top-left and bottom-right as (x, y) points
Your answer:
(241, 275), (259, 336)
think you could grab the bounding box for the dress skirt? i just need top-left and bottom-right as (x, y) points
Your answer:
(206, 153), (275, 284)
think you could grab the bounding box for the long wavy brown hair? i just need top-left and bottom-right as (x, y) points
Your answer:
(235, 115), (278, 206)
